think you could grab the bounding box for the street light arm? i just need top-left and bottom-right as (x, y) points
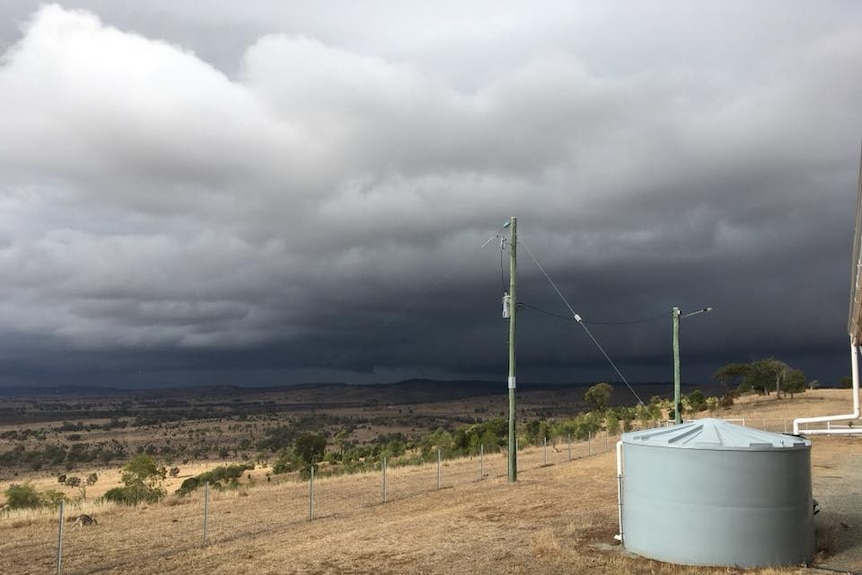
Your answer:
(681, 306), (713, 319)
(673, 305), (714, 425)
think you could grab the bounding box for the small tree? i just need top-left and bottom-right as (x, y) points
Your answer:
(294, 433), (327, 466)
(686, 390), (707, 412)
(783, 369), (808, 398)
(706, 396), (720, 413)
(605, 412), (620, 436)
(584, 383), (613, 412)
(103, 454), (166, 506)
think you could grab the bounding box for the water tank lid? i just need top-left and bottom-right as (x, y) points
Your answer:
(622, 418), (810, 451)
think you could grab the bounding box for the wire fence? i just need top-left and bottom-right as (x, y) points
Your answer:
(3, 432), (620, 575)
(1, 417), (826, 574)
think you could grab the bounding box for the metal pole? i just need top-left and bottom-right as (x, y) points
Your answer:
(308, 466), (314, 520)
(543, 437), (547, 466)
(56, 500), (65, 575)
(436, 449), (441, 490)
(673, 306), (682, 424)
(507, 216), (518, 482)
(203, 481), (209, 547)
(381, 457), (387, 503)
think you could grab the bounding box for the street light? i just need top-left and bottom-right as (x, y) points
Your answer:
(673, 306), (713, 424)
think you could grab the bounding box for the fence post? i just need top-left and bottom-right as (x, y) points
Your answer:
(56, 500), (65, 575)
(479, 444), (484, 480)
(436, 449), (441, 490)
(567, 434), (572, 462)
(543, 437), (548, 465)
(381, 457), (387, 504)
(203, 481), (209, 547)
(308, 466), (315, 521)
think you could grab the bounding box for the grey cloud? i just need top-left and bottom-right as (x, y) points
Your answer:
(0, 3), (859, 388)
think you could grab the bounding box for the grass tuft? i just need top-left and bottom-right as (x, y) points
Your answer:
(529, 527), (561, 557)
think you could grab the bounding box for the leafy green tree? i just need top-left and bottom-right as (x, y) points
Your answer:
(686, 390), (707, 412)
(257, 425), (295, 451)
(584, 383), (613, 412)
(103, 454), (166, 506)
(712, 363), (750, 389)
(719, 357), (803, 397)
(294, 432), (327, 466)
(783, 368), (807, 398)
(420, 428), (455, 459)
(738, 358), (784, 395)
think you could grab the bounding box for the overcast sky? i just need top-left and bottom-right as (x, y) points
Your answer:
(0, 2), (860, 392)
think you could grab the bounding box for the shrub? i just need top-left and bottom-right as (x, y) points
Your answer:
(41, 490), (67, 507)
(175, 463), (253, 496)
(102, 454), (167, 506)
(5, 483), (43, 510)
(686, 390), (707, 412)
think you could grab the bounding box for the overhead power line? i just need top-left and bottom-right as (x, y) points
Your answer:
(518, 302), (667, 326)
(519, 239), (645, 406)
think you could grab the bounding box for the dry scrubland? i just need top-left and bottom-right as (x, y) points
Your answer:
(1, 390), (860, 575)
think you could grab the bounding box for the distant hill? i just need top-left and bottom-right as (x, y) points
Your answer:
(0, 378), (728, 406)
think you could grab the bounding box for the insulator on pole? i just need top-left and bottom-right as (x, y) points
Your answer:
(502, 293), (511, 319)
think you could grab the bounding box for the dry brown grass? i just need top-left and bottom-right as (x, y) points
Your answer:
(1, 389), (859, 575)
(722, 388), (857, 420)
(0, 443), (848, 575)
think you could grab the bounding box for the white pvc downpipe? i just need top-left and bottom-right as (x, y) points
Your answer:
(793, 339), (861, 435)
(614, 441), (624, 543)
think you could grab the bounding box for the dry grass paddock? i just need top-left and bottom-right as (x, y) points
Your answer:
(1, 389), (860, 575)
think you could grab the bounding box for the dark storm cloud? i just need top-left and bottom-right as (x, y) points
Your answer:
(0, 2), (860, 389)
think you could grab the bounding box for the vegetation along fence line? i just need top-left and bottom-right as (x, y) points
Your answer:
(8, 417), (815, 575)
(31, 432), (616, 575)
